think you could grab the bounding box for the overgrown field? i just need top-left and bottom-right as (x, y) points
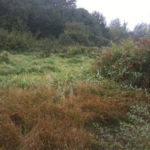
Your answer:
(0, 42), (150, 150)
(0, 51), (93, 88)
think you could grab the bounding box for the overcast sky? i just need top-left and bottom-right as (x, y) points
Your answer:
(77, 0), (150, 30)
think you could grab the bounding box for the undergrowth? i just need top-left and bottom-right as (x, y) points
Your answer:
(0, 41), (150, 149)
(94, 38), (150, 89)
(0, 80), (149, 150)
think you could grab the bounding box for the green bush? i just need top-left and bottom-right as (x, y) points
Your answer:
(58, 46), (101, 58)
(36, 37), (58, 51)
(94, 38), (150, 88)
(0, 28), (36, 52)
(0, 51), (10, 63)
(59, 33), (76, 45)
(59, 22), (90, 45)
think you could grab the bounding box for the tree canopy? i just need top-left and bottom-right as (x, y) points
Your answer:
(0, 0), (111, 46)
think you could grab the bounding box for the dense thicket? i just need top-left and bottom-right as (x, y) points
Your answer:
(94, 39), (150, 88)
(0, 0), (111, 49)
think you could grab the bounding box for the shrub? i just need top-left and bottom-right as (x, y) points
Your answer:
(94, 38), (150, 88)
(59, 22), (90, 45)
(59, 33), (76, 45)
(0, 28), (36, 52)
(66, 46), (89, 56)
(0, 51), (10, 63)
(36, 37), (58, 52)
(58, 45), (102, 58)
(96, 104), (150, 150)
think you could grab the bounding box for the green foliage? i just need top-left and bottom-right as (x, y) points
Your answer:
(109, 19), (129, 42)
(0, 51), (10, 63)
(0, 28), (36, 52)
(59, 34), (75, 45)
(96, 104), (150, 150)
(0, 0), (76, 36)
(27, 3), (64, 37)
(91, 11), (110, 46)
(94, 38), (150, 88)
(0, 0), (110, 47)
(133, 23), (150, 38)
(62, 22), (90, 45)
(58, 46), (102, 58)
(36, 37), (59, 53)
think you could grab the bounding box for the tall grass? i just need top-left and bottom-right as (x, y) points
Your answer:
(0, 52), (94, 88)
(0, 80), (149, 150)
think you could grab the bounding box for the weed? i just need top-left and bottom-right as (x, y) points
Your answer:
(94, 38), (150, 88)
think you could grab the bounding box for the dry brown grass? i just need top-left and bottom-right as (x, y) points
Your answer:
(0, 82), (149, 150)
(0, 86), (94, 150)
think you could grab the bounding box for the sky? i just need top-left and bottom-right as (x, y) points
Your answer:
(77, 0), (150, 30)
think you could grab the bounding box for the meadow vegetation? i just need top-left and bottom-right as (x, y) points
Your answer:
(0, 40), (150, 149)
(0, 0), (150, 150)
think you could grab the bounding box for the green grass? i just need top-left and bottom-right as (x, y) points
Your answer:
(0, 52), (94, 88)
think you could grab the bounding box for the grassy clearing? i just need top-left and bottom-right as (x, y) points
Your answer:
(0, 52), (93, 88)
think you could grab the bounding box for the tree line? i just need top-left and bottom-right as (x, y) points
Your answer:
(0, 0), (150, 50)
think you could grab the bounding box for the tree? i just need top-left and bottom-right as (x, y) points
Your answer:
(0, 0), (76, 37)
(91, 11), (110, 46)
(0, 0), (29, 31)
(59, 22), (90, 45)
(69, 9), (110, 46)
(27, 4), (64, 37)
(133, 23), (150, 38)
(0, 0), (110, 46)
(47, 0), (76, 9)
(109, 19), (129, 42)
